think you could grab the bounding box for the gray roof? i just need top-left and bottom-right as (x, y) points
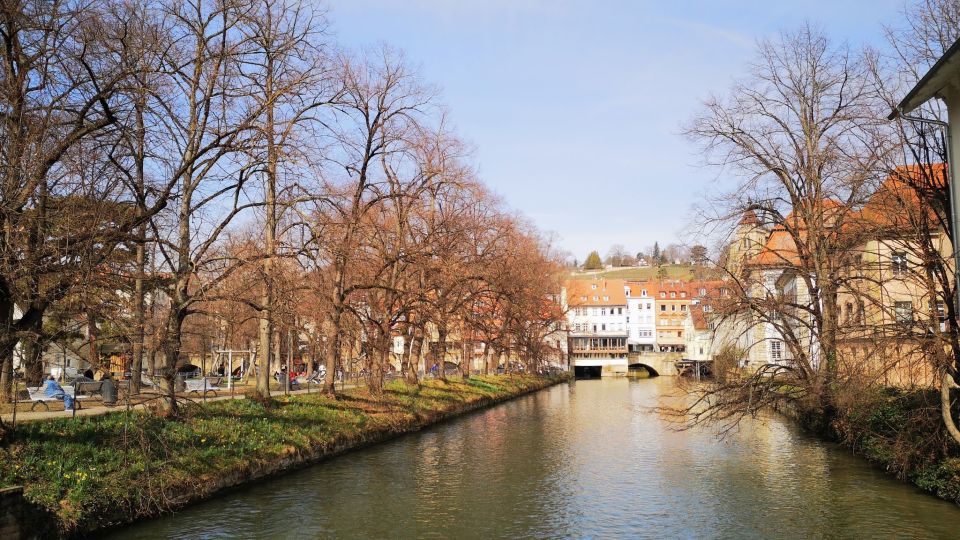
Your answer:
(890, 36), (960, 119)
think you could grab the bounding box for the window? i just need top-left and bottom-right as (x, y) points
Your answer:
(703, 305), (713, 313)
(660, 292), (666, 298)
(699, 288), (706, 296)
(670, 292), (676, 298)
(659, 318), (667, 326)
(601, 324), (606, 331)
(592, 324), (597, 332)
(892, 251), (908, 276)
(770, 340), (782, 361)
(641, 289), (647, 296)
(603, 295), (609, 301)
(671, 305), (676, 311)
(895, 301), (913, 323)
(581, 296), (587, 301)
(681, 305), (687, 312)
(680, 292), (687, 298)
(593, 296), (599, 301)
(677, 331), (682, 337)
(845, 302), (853, 322)
(938, 302), (947, 331)
(618, 308), (623, 315)
(626, 317), (630, 323)
(660, 305), (666, 312)
(591, 284), (597, 290)
(600, 308), (606, 316)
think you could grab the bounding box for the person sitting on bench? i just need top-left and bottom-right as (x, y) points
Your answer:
(43, 375), (75, 411)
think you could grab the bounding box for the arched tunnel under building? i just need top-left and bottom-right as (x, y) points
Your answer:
(574, 365), (602, 378)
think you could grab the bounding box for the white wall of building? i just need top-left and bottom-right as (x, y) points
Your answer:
(625, 285), (656, 351)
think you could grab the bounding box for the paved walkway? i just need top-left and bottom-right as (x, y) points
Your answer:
(2, 382), (355, 425)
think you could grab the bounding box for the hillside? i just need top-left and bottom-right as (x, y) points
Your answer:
(568, 264), (696, 281)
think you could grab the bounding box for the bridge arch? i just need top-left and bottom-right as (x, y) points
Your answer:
(628, 363), (659, 377)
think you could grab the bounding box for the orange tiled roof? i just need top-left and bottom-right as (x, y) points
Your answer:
(746, 166), (946, 268)
(748, 227), (801, 267)
(566, 279), (627, 306)
(855, 164), (946, 231)
(625, 280), (655, 298)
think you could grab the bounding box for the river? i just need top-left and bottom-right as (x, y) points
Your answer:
(104, 377), (960, 539)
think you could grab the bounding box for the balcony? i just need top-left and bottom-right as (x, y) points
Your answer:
(570, 345), (629, 354)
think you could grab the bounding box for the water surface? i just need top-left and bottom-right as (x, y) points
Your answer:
(105, 378), (960, 539)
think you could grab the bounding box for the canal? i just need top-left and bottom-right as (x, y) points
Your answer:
(106, 378), (960, 539)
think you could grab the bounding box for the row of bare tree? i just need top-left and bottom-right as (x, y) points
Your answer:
(0, 0), (566, 415)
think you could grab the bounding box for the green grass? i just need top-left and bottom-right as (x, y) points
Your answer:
(569, 265), (695, 280)
(0, 373), (568, 536)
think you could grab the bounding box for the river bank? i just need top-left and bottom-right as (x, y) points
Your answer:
(828, 386), (960, 505)
(0, 373), (569, 538)
(770, 383), (960, 507)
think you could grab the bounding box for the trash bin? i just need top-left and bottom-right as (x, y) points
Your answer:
(101, 377), (118, 406)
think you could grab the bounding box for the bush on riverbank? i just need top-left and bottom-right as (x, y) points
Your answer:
(0, 374), (568, 536)
(832, 386), (960, 503)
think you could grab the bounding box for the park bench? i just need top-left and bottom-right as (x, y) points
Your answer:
(25, 385), (89, 411)
(184, 377), (220, 397)
(73, 380), (103, 399)
(140, 374), (163, 391)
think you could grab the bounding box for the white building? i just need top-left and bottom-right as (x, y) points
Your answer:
(625, 281), (656, 352)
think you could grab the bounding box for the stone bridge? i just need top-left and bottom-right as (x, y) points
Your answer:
(573, 352), (682, 377)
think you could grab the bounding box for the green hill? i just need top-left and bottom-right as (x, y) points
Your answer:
(568, 265), (696, 281)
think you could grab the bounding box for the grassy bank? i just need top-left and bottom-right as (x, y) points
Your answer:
(827, 387), (960, 504)
(0, 374), (569, 537)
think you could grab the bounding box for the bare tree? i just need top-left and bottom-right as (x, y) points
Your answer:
(149, 0), (272, 415)
(684, 25), (894, 426)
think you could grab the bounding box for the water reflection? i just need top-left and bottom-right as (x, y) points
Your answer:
(104, 378), (960, 539)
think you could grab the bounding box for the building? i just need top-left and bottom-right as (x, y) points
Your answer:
(564, 278), (630, 376)
(625, 280), (656, 352)
(654, 279), (691, 352)
(711, 173), (952, 385)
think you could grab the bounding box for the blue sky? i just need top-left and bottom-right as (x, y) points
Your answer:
(328, 0), (903, 261)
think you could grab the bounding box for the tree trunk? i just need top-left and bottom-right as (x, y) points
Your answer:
(87, 310), (100, 373)
(20, 315), (42, 386)
(161, 306), (184, 416)
(368, 332), (387, 394)
(324, 302), (343, 396)
(436, 326), (448, 382)
(0, 285), (14, 401)
(460, 337), (471, 379)
(941, 372), (960, 446)
(131, 235), (146, 393)
(402, 329), (419, 386)
(130, 92), (148, 394)
(0, 341), (15, 403)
